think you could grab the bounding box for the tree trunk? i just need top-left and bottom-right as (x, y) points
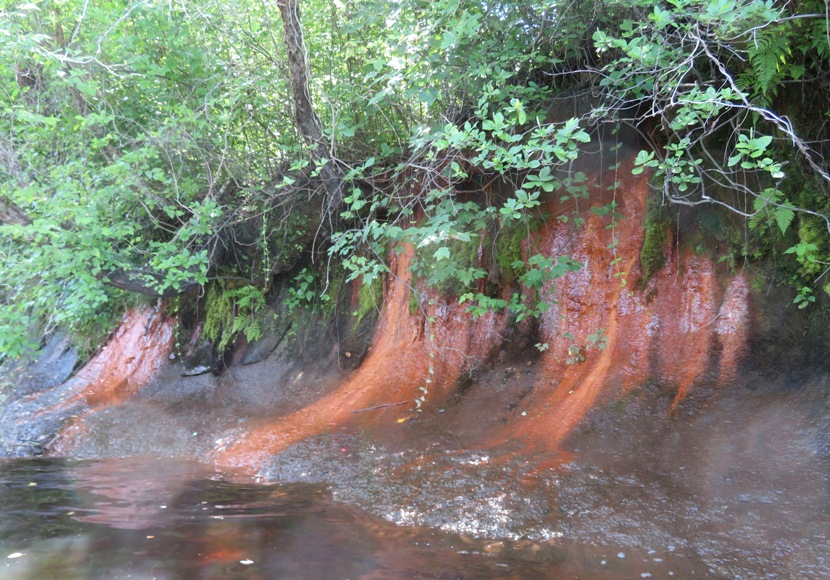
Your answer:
(101, 268), (197, 298)
(278, 0), (342, 201)
(0, 195), (32, 227)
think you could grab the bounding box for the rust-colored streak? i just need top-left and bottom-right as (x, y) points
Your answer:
(653, 252), (719, 412)
(63, 306), (175, 409)
(496, 162), (750, 451)
(44, 306), (175, 454)
(35, 154), (751, 470)
(502, 167), (650, 450)
(715, 273), (750, 385)
(213, 156), (751, 470)
(212, 247), (506, 470)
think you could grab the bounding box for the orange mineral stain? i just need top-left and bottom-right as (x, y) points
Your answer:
(25, 152), (751, 471)
(43, 305), (175, 454)
(493, 160), (750, 451)
(212, 154), (751, 471)
(212, 246), (507, 470)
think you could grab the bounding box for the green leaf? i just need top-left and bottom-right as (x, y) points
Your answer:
(754, 135), (773, 152)
(434, 247), (451, 261)
(775, 206), (795, 235)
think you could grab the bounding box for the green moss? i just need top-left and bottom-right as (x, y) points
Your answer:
(640, 222), (667, 282)
(639, 195), (669, 285)
(202, 281), (235, 351)
(355, 273), (383, 324)
(796, 216), (827, 278)
(409, 288), (421, 315)
(319, 266), (345, 321)
(412, 234), (484, 297)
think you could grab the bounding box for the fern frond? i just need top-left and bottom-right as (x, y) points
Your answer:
(775, 205), (795, 234)
(748, 27), (790, 97)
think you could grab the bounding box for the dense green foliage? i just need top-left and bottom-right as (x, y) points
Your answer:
(1, 0), (829, 360)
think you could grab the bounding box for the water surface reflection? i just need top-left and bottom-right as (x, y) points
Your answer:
(0, 457), (707, 579)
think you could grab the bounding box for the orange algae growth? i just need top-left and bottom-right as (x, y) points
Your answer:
(213, 156), (751, 471)
(60, 305), (174, 409)
(212, 246), (506, 470)
(45, 305), (175, 452)
(497, 163), (750, 452)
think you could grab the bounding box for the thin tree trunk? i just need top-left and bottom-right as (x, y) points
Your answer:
(0, 195), (32, 227)
(278, 0), (342, 201)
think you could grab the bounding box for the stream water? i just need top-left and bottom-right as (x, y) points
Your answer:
(3, 365), (830, 579)
(4, 348), (830, 579)
(0, 456), (712, 579)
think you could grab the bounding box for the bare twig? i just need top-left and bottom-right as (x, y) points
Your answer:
(351, 401), (408, 413)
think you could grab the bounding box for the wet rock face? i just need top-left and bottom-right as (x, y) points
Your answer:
(0, 306), (174, 458)
(0, 146), (756, 469)
(239, 332), (283, 366)
(0, 414), (65, 458)
(252, 362), (830, 579)
(210, 243), (508, 469)
(12, 332), (78, 399)
(180, 340), (217, 376)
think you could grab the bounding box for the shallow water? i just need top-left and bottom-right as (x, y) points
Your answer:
(0, 456), (715, 579)
(6, 366), (830, 578)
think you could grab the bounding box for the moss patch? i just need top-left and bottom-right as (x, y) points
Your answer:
(495, 218), (543, 285)
(409, 288), (421, 315)
(411, 234), (485, 297)
(355, 273), (383, 324)
(639, 195), (669, 286)
(202, 281), (236, 351)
